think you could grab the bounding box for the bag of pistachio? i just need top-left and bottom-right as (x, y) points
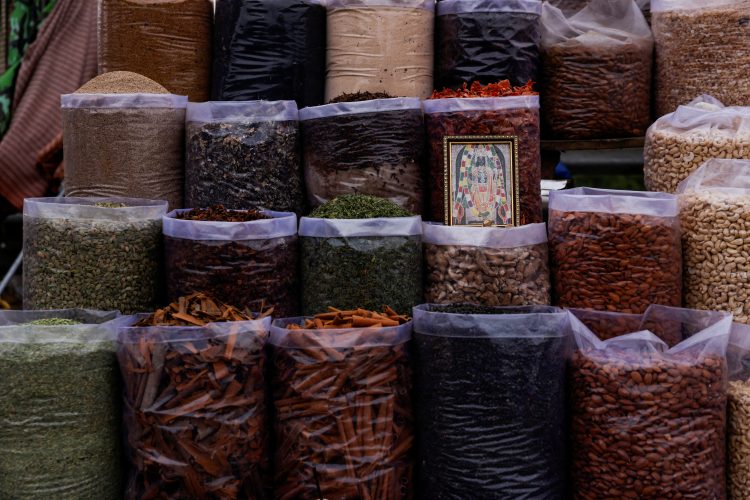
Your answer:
(23, 198), (167, 314)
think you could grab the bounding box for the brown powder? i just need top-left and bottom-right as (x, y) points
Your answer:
(75, 71), (169, 94)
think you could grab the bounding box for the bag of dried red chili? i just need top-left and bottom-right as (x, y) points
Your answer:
(424, 81), (542, 226)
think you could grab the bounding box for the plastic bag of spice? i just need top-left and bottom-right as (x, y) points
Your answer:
(727, 322), (750, 499)
(270, 313), (415, 499)
(423, 222), (550, 306)
(212, 0), (326, 107)
(164, 207), (300, 317)
(569, 306), (732, 499)
(98, 0), (212, 101)
(325, 0), (434, 100)
(185, 100), (303, 214)
(300, 98), (426, 214)
(0, 309), (131, 499)
(412, 304), (569, 498)
(23, 197), (166, 314)
(540, 0), (653, 140)
(435, 0), (542, 90)
(548, 188), (682, 314)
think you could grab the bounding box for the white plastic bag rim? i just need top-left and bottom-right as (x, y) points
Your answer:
(327, 0), (434, 10)
(422, 222), (547, 248)
(269, 317), (412, 347)
(437, 0), (542, 16)
(118, 316), (272, 344)
(0, 310), (134, 344)
(24, 197), (168, 221)
(422, 95), (539, 114)
(61, 93), (188, 109)
(676, 158), (750, 195)
(186, 100), (299, 123)
(299, 98), (422, 121)
(651, 0), (738, 13)
(548, 187), (679, 217)
(163, 209), (298, 241)
(299, 215), (423, 237)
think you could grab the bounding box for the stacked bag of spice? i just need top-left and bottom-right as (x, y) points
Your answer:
(412, 305), (569, 498)
(0, 310), (130, 499)
(117, 294), (272, 499)
(270, 308), (414, 499)
(644, 95), (750, 193)
(300, 195), (423, 316)
(62, 72), (187, 210)
(425, 80), (542, 226)
(212, 0), (326, 107)
(164, 206), (299, 318)
(98, 0), (212, 101)
(185, 100), (303, 214)
(23, 198), (166, 314)
(423, 222), (551, 306)
(325, 0), (434, 100)
(540, 0), (653, 140)
(434, 0), (542, 89)
(300, 96), (425, 214)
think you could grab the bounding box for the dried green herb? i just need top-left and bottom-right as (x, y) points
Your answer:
(309, 194), (412, 219)
(94, 202), (128, 209)
(25, 318), (82, 326)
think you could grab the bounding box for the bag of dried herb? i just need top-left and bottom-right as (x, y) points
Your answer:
(270, 309), (415, 499)
(424, 222), (551, 306)
(300, 195), (423, 315)
(185, 101), (303, 214)
(23, 197), (167, 314)
(0, 309), (130, 499)
(212, 0), (326, 107)
(117, 293), (273, 499)
(435, 0), (542, 89)
(300, 97), (426, 214)
(62, 72), (187, 210)
(164, 206), (299, 317)
(412, 304), (569, 498)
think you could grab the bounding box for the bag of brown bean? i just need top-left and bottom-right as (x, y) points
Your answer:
(569, 305), (733, 499)
(728, 322), (750, 499)
(569, 306), (694, 347)
(423, 222), (550, 306)
(548, 187), (682, 314)
(540, 0), (653, 140)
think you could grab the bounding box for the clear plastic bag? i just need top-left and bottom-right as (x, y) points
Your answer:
(569, 306), (732, 499)
(540, 0), (653, 139)
(412, 304), (569, 498)
(23, 198), (167, 314)
(728, 322), (750, 499)
(435, 0), (542, 89)
(212, 0), (326, 107)
(163, 210), (300, 317)
(548, 188), (682, 314)
(61, 93), (187, 210)
(423, 222), (550, 306)
(117, 318), (272, 499)
(269, 319), (415, 499)
(300, 98), (426, 214)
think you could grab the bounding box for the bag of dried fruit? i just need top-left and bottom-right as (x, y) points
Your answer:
(569, 305), (732, 499)
(270, 309), (414, 499)
(300, 97), (425, 214)
(412, 304), (568, 498)
(548, 187), (682, 314)
(727, 322), (750, 499)
(540, 0), (653, 140)
(117, 294), (272, 499)
(644, 95), (750, 193)
(423, 222), (550, 306)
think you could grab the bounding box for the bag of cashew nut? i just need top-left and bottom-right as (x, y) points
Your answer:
(728, 322), (750, 500)
(569, 305), (732, 499)
(678, 158), (750, 324)
(540, 0), (653, 140)
(644, 95), (750, 193)
(423, 222), (550, 306)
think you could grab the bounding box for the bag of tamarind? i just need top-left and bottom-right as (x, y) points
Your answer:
(568, 305), (733, 499)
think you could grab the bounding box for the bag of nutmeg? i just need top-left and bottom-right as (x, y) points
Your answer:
(568, 305), (733, 499)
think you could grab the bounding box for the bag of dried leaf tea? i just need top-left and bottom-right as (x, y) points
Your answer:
(185, 101), (303, 213)
(23, 197), (167, 314)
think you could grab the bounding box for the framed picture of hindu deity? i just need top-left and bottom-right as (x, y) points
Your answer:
(442, 135), (520, 227)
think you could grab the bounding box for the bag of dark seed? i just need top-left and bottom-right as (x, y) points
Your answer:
(185, 101), (304, 213)
(411, 304), (569, 498)
(300, 98), (426, 214)
(163, 209), (300, 317)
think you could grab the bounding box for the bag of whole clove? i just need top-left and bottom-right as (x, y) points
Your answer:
(185, 101), (303, 213)
(412, 304), (569, 498)
(0, 309), (131, 499)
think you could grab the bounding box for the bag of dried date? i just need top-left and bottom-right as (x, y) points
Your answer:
(569, 305), (732, 499)
(423, 222), (550, 306)
(540, 0), (653, 140)
(548, 187), (682, 314)
(300, 98), (425, 214)
(412, 304), (569, 498)
(163, 207), (299, 318)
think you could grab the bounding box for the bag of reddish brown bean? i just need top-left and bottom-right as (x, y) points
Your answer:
(548, 188), (682, 314)
(569, 306), (693, 347)
(569, 305), (732, 500)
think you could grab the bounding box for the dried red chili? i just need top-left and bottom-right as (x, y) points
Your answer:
(431, 80), (537, 99)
